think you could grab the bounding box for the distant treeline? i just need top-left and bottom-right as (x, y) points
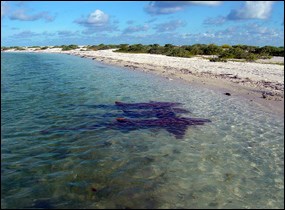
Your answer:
(2, 44), (284, 61)
(114, 44), (284, 61)
(1, 44), (117, 51)
(1, 46), (26, 51)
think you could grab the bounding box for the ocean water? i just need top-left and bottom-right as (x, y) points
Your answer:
(1, 52), (284, 209)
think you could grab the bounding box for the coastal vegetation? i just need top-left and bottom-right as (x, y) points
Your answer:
(1, 44), (283, 62)
(60, 45), (79, 51)
(1, 46), (26, 51)
(40, 46), (49, 50)
(115, 44), (284, 62)
(86, 44), (121, 51)
(28, 46), (41, 48)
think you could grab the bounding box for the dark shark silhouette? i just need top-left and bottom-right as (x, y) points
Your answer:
(113, 117), (211, 139)
(115, 101), (182, 109)
(41, 101), (211, 139)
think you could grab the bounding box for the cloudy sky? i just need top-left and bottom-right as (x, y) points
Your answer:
(1, 1), (284, 46)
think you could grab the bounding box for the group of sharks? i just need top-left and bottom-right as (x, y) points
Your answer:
(42, 101), (211, 139)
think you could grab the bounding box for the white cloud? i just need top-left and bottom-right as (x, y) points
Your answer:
(154, 20), (186, 32)
(11, 30), (40, 39)
(227, 1), (274, 20)
(180, 22), (283, 46)
(145, 1), (222, 15)
(75, 10), (109, 26)
(9, 9), (55, 22)
(86, 10), (109, 26)
(123, 24), (149, 34)
(2, 2), (55, 22)
(189, 1), (222, 6)
(75, 10), (118, 34)
(1, 1), (8, 18)
(245, 23), (280, 37)
(203, 16), (226, 25)
(57, 30), (78, 37)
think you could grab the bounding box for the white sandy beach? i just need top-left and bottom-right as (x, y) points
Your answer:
(3, 47), (284, 114)
(73, 49), (284, 84)
(9, 47), (283, 85)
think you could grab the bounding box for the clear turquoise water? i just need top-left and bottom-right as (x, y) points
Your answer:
(1, 52), (284, 209)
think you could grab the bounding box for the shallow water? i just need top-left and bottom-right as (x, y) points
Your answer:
(1, 52), (284, 209)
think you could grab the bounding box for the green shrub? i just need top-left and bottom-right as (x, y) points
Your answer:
(165, 47), (192, 58)
(15, 47), (25, 50)
(258, 54), (273, 59)
(116, 44), (150, 53)
(221, 44), (231, 49)
(204, 44), (222, 55)
(128, 44), (150, 53)
(181, 45), (204, 55)
(96, 44), (117, 50)
(61, 44), (79, 51)
(118, 44), (129, 50)
(219, 50), (235, 59)
(114, 43), (284, 58)
(86, 45), (98, 51)
(225, 47), (247, 59)
(28, 46), (40, 48)
(164, 44), (175, 48)
(148, 46), (165, 54)
(256, 46), (284, 56)
(244, 53), (258, 61)
(1, 47), (9, 51)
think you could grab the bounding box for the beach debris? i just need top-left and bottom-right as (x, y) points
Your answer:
(230, 75), (239, 79)
(261, 91), (275, 99)
(180, 68), (192, 74)
(261, 91), (282, 100)
(41, 101), (211, 139)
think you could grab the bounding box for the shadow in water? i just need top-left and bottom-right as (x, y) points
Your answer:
(42, 101), (211, 139)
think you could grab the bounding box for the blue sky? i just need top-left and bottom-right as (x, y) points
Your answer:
(1, 1), (284, 46)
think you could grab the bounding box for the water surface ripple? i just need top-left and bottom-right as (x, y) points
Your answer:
(1, 52), (284, 209)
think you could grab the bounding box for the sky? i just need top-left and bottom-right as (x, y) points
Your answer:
(1, 1), (284, 47)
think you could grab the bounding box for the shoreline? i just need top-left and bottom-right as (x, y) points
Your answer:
(2, 48), (284, 116)
(92, 57), (284, 116)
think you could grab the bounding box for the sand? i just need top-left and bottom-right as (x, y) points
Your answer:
(3, 47), (284, 115)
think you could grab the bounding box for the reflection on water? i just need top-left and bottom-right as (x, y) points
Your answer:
(1, 52), (284, 209)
